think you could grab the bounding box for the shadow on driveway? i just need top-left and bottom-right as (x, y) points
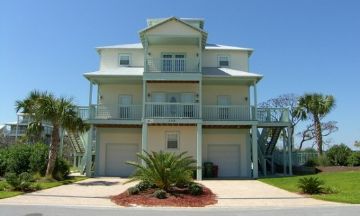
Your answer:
(75, 181), (119, 186)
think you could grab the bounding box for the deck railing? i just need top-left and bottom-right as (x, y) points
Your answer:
(203, 105), (251, 121)
(256, 108), (290, 123)
(145, 57), (200, 73)
(77, 105), (142, 120)
(145, 102), (200, 118)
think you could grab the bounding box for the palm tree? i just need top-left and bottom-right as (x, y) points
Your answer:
(126, 151), (196, 191)
(295, 93), (335, 155)
(16, 90), (88, 176)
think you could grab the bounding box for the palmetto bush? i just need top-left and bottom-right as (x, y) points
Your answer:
(125, 151), (196, 191)
(298, 177), (324, 194)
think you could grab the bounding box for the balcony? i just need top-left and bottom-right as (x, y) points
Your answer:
(203, 105), (251, 121)
(77, 105), (142, 121)
(145, 103), (199, 119)
(145, 57), (200, 73)
(256, 108), (290, 123)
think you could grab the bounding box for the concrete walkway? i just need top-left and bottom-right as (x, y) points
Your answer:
(0, 177), (342, 208)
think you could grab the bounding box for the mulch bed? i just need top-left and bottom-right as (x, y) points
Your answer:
(111, 186), (218, 207)
(316, 166), (360, 173)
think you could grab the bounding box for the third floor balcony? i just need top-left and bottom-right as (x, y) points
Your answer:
(145, 57), (200, 73)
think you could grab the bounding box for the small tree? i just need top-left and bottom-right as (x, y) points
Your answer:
(297, 121), (338, 151)
(295, 93), (336, 155)
(326, 144), (352, 166)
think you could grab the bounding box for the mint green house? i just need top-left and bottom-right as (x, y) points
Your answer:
(77, 17), (293, 180)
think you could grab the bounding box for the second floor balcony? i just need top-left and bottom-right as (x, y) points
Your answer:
(145, 57), (200, 73)
(78, 104), (289, 124)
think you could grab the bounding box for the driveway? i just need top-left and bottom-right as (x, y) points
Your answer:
(0, 178), (342, 208)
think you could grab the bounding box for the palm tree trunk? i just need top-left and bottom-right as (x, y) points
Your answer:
(46, 124), (60, 176)
(313, 115), (323, 155)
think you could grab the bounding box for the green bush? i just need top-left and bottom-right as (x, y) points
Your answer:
(29, 143), (49, 176)
(135, 181), (154, 191)
(5, 172), (34, 191)
(52, 157), (70, 180)
(127, 186), (140, 195)
(347, 152), (360, 166)
(298, 177), (324, 194)
(125, 151), (196, 191)
(0, 148), (10, 176)
(327, 144), (352, 166)
(153, 189), (167, 199)
(6, 144), (33, 174)
(188, 183), (203, 196)
(317, 154), (331, 166)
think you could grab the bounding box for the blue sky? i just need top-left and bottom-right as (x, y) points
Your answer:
(1, 0), (359, 148)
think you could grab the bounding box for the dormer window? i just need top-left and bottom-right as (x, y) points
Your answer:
(218, 55), (230, 67)
(119, 54), (131, 66)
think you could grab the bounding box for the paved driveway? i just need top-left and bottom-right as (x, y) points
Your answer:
(0, 178), (342, 208)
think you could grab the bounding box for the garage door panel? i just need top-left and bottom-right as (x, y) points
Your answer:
(208, 144), (240, 177)
(105, 143), (138, 177)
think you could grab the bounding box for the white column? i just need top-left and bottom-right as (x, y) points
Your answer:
(251, 125), (258, 178)
(288, 127), (293, 175)
(253, 82), (258, 121)
(142, 80), (147, 120)
(196, 123), (202, 180)
(88, 82), (93, 119)
(141, 123), (148, 152)
(85, 125), (93, 177)
(282, 129), (287, 175)
(198, 80), (202, 119)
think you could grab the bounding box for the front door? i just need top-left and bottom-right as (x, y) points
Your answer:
(152, 92), (166, 117)
(161, 54), (185, 72)
(181, 93), (194, 117)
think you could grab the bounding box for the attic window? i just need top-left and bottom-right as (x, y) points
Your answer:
(119, 54), (130, 66)
(218, 55), (230, 67)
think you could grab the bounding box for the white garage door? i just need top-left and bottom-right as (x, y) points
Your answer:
(207, 144), (240, 177)
(105, 143), (138, 177)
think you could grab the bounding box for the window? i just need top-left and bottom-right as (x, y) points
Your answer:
(166, 132), (179, 149)
(218, 55), (230, 67)
(119, 54), (130, 66)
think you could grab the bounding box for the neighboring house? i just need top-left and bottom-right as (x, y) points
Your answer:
(4, 113), (53, 145)
(79, 17), (293, 179)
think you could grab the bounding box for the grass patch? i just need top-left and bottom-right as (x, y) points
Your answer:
(259, 171), (360, 204)
(0, 176), (87, 199)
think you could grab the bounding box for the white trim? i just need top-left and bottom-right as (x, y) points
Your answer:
(217, 55), (231, 67)
(165, 131), (180, 150)
(118, 53), (131, 66)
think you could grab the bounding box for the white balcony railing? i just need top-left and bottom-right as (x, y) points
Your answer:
(145, 103), (200, 119)
(77, 105), (142, 120)
(256, 108), (290, 123)
(145, 57), (200, 73)
(203, 105), (251, 121)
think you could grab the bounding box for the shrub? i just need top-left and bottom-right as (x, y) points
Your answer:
(298, 177), (324, 194)
(52, 157), (70, 180)
(29, 143), (49, 176)
(127, 186), (140, 195)
(135, 181), (154, 191)
(327, 144), (352, 166)
(0, 148), (9, 177)
(304, 158), (319, 167)
(317, 154), (331, 166)
(153, 189), (167, 199)
(6, 144), (32, 174)
(125, 151), (196, 191)
(188, 183), (203, 196)
(5, 172), (34, 191)
(347, 152), (360, 166)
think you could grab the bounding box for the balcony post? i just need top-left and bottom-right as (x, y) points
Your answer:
(282, 129), (287, 175)
(199, 80), (202, 119)
(198, 36), (202, 73)
(15, 114), (19, 142)
(251, 125), (258, 178)
(144, 37), (148, 72)
(141, 123), (148, 165)
(85, 125), (93, 177)
(288, 126), (293, 175)
(88, 82), (93, 119)
(253, 81), (258, 121)
(142, 80), (147, 120)
(196, 123), (202, 180)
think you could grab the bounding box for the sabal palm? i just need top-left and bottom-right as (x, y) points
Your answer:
(15, 90), (88, 176)
(295, 93), (335, 154)
(126, 151), (196, 191)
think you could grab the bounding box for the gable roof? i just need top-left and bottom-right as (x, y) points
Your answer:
(139, 17), (208, 48)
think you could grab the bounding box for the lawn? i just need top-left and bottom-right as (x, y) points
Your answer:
(0, 176), (87, 199)
(259, 171), (360, 204)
